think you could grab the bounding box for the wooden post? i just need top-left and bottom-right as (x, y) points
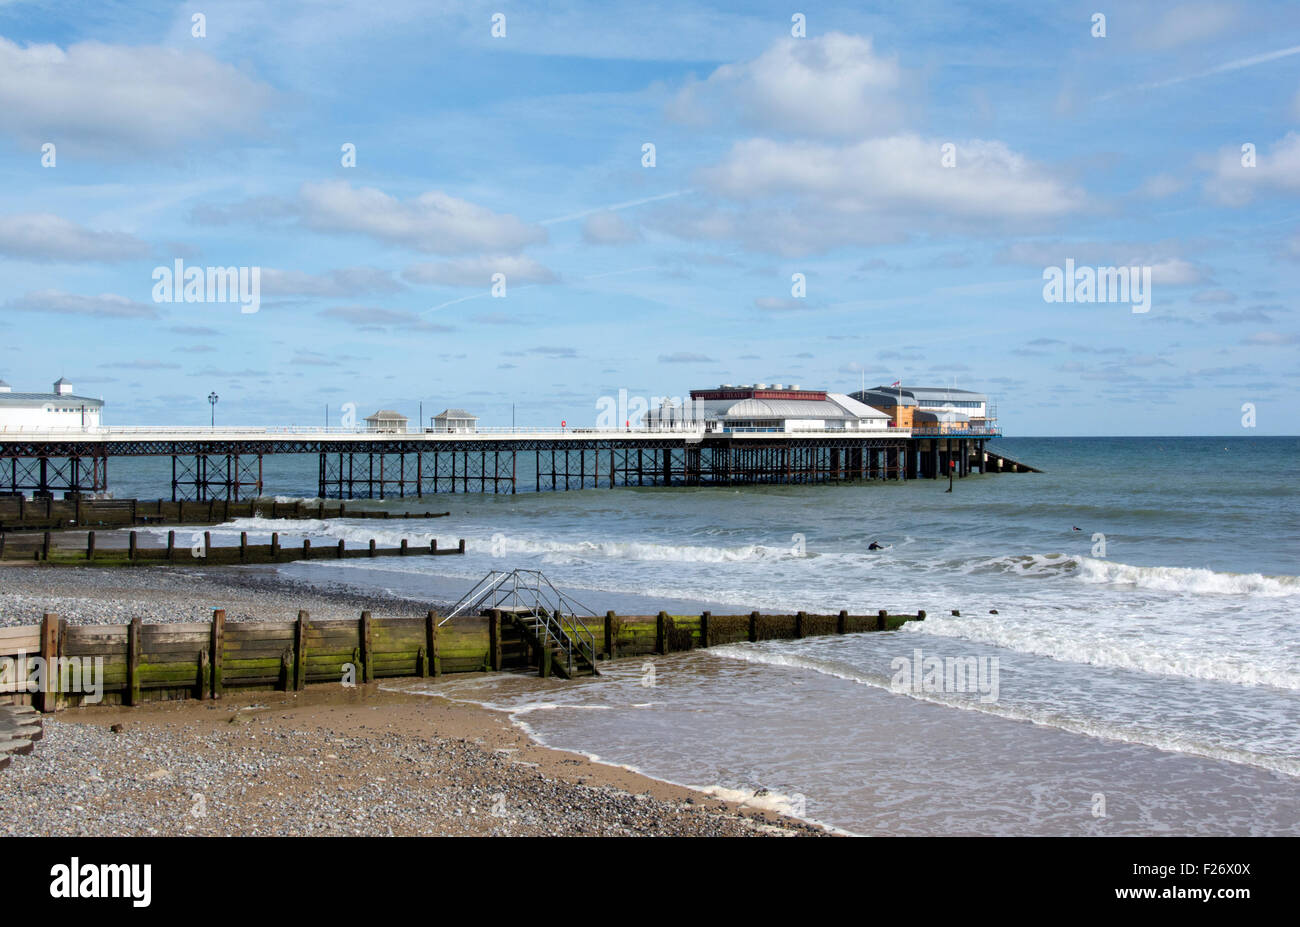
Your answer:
(877, 609), (888, 631)
(302, 538), (311, 560)
(166, 530), (175, 561)
(369, 539), (376, 557)
(126, 616), (142, 706)
(458, 538), (466, 553)
(488, 609), (502, 671)
(198, 648), (210, 701)
(795, 611), (806, 639)
(427, 610), (441, 677)
(604, 611), (616, 658)
(337, 539), (345, 558)
(39, 613), (58, 713)
(539, 644), (552, 678)
(280, 648), (292, 691)
(429, 539), (437, 554)
(240, 531), (248, 561)
(271, 532), (279, 558)
(837, 609), (848, 634)
(917, 610), (926, 621)
(294, 610), (308, 690)
(359, 611), (373, 682)
(749, 611), (759, 643)
(699, 611), (711, 649)
(86, 531), (95, 561)
(203, 531), (211, 559)
(656, 611), (668, 654)
(127, 530), (137, 561)
(421, 611), (434, 677)
(43, 531), (53, 561)
(211, 610), (224, 698)
(400, 538), (409, 556)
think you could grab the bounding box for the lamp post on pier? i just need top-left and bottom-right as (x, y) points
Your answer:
(208, 391), (219, 428)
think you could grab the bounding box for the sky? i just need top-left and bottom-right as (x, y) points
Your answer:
(0, 0), (1297, 436)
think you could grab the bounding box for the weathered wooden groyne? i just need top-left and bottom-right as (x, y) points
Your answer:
(0, 529), (466, 566)
(1, 607), (926, 711)
(0, 496), (449, 533)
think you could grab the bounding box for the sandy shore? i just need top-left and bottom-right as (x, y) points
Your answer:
(1, 564), (823, 836)
(5, 685), (823, 837)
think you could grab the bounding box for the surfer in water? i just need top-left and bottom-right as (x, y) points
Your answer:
(868, 541), (884, 551)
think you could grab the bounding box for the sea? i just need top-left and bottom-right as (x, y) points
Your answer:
(111, 436), (1299, 835)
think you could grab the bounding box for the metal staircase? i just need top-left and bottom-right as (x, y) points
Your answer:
(440, 570), (599, 678)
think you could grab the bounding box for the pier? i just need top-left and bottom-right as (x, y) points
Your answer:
(0, 425), (1026, 501)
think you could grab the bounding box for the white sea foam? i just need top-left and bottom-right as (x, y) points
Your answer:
(708, 645), (1300, 778)
(1074, 556), (1300, 597)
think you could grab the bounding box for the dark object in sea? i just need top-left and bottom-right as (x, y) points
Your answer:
(989, 609), (999, 615)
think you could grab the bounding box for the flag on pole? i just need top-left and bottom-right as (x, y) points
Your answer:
(890, 380), (900, 387)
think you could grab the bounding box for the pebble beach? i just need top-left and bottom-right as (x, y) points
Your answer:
(0, 563), (823, 837)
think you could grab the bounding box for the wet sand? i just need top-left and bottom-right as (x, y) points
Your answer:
(0, 563), (823, 836)
(5, 685), (823, 836)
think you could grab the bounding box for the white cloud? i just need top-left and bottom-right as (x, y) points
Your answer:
(0, 213), (150, 262)
(260, 266), (405, 298)
(297, 181), (546, 254)
(1143, 2), (1239, 49)
(0, 37), (273, 153)
(669, 33), (902, 137)
(700, 135), (1083, 218)
(7, 289), (160, 319)
(1204, 132), (1300, 205)
(403, 255), (556, 286)
(1243, 331), (1299, 345)
(999, 240), (1204, 279)
(316, 306), (453, 332)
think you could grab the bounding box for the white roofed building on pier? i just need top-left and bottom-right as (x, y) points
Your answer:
(364, 410), (408, 433)
(647, 384), (892, 433)
(432, 409), (478, 433)
(0, 377), (104, 431)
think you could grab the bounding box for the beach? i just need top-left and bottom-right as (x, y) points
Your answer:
(0, 563), (822, 837)
(3, 436), (1298, 836)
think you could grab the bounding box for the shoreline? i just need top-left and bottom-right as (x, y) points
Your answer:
(0, 562), (827, 837)
(4, 684), (826, 837)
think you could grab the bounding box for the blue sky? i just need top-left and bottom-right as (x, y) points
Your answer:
(0, 0), (1296, 435)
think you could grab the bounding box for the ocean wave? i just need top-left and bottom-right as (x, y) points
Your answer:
(708, 645), (1300, 778)
(1074, 556), (1300, 597)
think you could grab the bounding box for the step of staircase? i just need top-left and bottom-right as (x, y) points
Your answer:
(0, 704), (43, 771)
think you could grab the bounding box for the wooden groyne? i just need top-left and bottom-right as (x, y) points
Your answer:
(1, 607), (926, 711)
(0, 530), (466, 566)
(0, 497), (450, 533)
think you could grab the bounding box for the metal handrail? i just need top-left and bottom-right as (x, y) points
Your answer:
(439, 569), (598, 676)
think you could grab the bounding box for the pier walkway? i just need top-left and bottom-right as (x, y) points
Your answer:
(0, 425), (1017, 500)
